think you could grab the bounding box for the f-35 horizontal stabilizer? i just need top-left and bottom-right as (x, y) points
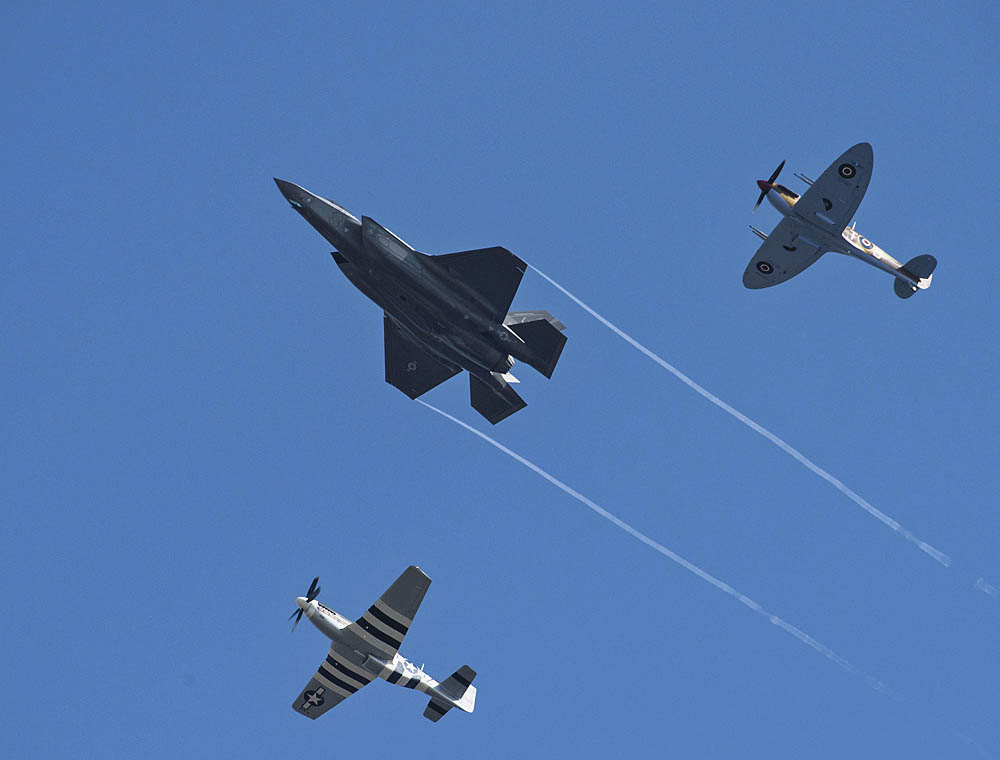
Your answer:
(504, 310), (566, 332)
(507, 316), (567, 379)
(470, 373), (526, 424)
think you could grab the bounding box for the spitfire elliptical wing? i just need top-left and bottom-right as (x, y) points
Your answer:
(743, 217), (825, 289)
(791, 143), (873, 235)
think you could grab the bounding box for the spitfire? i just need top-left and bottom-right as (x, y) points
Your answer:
(290, 567), (477, 723)
(274, 179), (567, 423)
(745, 143), (937, 298)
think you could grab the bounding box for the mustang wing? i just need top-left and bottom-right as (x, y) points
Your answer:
(384, 316), (461, 399)
(291, 646), (376, 719)
(743, 217), (825, 289)
(345, 566), (431, 658)
(792, 142), (873, 235)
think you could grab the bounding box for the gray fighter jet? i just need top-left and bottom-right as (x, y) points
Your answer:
(274, 179), (567, 423)
(289, 568), (477, 723)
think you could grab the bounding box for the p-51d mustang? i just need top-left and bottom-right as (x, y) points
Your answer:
(745, 142), (936, 298)
(274, 179), (567, 424)
(289, 568), (476, 723)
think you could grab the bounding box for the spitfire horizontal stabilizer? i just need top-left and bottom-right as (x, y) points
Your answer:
(894, 255), (936, 299)
(470, 373), (527, 424)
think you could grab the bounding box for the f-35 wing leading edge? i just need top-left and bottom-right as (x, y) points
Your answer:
(289, 568), (477, 723)
(274, 179), (567, 423)
(745, 143), (937, 298)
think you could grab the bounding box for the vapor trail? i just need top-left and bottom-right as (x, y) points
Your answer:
(419, 399), (888, 691)
(528, 264), (950, 568)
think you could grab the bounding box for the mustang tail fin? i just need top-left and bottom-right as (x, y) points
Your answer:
(894, 255), (936, 299)
(470, 373), (526, 424)
(423, 666), (477, 722)
(504, 311), (568, 379)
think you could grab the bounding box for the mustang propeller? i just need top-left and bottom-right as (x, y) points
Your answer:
(289, 576), (321, 631)
(754, 160), (785, 212)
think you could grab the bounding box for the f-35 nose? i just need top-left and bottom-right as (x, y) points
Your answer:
(274, 178), (308, 209)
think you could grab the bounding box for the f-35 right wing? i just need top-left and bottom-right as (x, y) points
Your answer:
(743, 217), (825, 289)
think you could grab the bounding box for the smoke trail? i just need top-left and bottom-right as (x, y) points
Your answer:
(528, 264), (951, 568)
(418, 399), (889, 691)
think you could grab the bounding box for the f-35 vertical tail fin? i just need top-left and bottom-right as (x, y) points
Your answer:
(470, 373), (526, 424)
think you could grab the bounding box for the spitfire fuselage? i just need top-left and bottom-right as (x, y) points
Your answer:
(275, 179), (537, 392)
(762, 185), (918, 287)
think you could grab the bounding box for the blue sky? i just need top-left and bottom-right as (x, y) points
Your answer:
(3, 1), (999, 757)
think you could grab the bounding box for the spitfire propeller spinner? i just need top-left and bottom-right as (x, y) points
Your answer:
(754, 160), (785, 212)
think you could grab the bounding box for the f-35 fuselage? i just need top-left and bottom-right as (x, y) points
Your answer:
(275, 179), (566, 422)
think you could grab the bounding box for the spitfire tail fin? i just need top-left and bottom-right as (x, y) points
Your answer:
(470, 373), (526, 424)
(894, 255), (936, 299)
(423, 666), (477, 722)
(504, 312), (568, 379)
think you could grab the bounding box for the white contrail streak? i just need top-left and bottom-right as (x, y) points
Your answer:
(528, 264), (951, 568)
(418, 399), (888, 691)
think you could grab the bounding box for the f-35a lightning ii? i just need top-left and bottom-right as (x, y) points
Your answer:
(274, 179), (567, 423)
(289, 568), (477, 723)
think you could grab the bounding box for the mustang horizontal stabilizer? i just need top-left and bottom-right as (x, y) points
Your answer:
(384, 316), (461, 399)
(432, 247), (527, 322)
(470, 372), (527, 425)
(423, 665), (477, 722)
(347, 566), (431, 657)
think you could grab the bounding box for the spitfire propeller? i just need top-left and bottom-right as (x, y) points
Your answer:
(289, 576), (321, 631)
(754, 160), (785, 212)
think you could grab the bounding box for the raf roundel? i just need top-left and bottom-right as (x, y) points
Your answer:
(756, 260), (774, 275)
(838, 163), (856, 179)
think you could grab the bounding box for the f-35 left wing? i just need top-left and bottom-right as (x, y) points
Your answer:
(384, 316), (461, 399)
(792, 142), (873, 235)
(743, 217), (825, 289)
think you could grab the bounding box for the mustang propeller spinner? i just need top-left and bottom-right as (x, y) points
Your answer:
(289, 576), (321, 631)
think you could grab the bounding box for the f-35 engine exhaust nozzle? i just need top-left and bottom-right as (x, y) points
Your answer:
(289, 576), (321, 631)
(754, 160), (785, 212)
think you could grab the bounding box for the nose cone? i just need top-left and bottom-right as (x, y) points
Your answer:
(756, 179), (772, 192)
(274, 178), (309, 209)
(296, 596), (309, 610)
